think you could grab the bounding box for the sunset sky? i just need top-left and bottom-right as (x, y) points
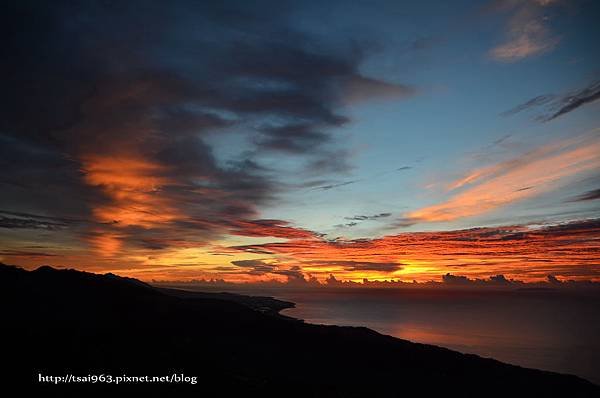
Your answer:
(2, 0), (599, 283)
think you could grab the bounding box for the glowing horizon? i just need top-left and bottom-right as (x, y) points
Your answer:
(1, 0), (599, 285)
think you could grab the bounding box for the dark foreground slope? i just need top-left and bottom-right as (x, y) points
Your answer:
(2, 264), (598, 397)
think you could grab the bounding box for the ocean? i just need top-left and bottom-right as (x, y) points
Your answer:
(161, 284), (600, 384)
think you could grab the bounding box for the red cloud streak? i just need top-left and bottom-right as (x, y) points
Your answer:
(231, 219), (600, 282)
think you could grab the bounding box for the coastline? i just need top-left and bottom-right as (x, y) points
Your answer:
(4, 265), (598, 395)
(156, 282), (600, 385)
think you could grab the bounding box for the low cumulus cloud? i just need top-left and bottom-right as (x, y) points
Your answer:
(444, 273), (524, 286)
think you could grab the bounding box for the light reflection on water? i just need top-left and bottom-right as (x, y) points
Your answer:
(161, 284), (600, 385)
(277, 288), (600, 384)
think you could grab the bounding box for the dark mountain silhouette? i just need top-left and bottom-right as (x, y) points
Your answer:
(2, 263), (598, 397)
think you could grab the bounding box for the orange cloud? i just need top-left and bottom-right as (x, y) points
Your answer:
(80, 154), (182, 254)
(87, 231), (124, 257)
(77, 152), (318, 256)
(81, 154), (182, 227)
(489, 0), (560, 62)
(408, 134), (600, 223)
(6, 219), (598, 283)
(231, 219), (600, 282)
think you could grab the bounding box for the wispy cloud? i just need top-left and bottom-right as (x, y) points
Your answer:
(334, 221), (358, 228)
(502, 80), (600, 121)
(0, 210), (78, 230)
(333, 213), (392, 228)
(569, 188), (600, 202)
(489, 0), (561, 62)
(542, 81), (600, 121)
(405, 133), (600, 223)
(500, 95), (555, 117)
(309, 165), (414, 192)
(0, 250), (60, 257)
(345, 213), (392, 221)
(310, 180), (359, 191)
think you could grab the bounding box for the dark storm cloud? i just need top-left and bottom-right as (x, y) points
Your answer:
(1, 0), (414, 252)
(502, 80), (600, 122)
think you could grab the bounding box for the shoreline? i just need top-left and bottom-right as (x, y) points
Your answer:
(4, 264), (598, 395)
(156, 283), (600, 386)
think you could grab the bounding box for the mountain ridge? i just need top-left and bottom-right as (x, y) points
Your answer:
(2, 263), (598, 396)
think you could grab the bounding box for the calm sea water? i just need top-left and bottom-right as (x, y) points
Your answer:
(162, 285), (600, 384)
